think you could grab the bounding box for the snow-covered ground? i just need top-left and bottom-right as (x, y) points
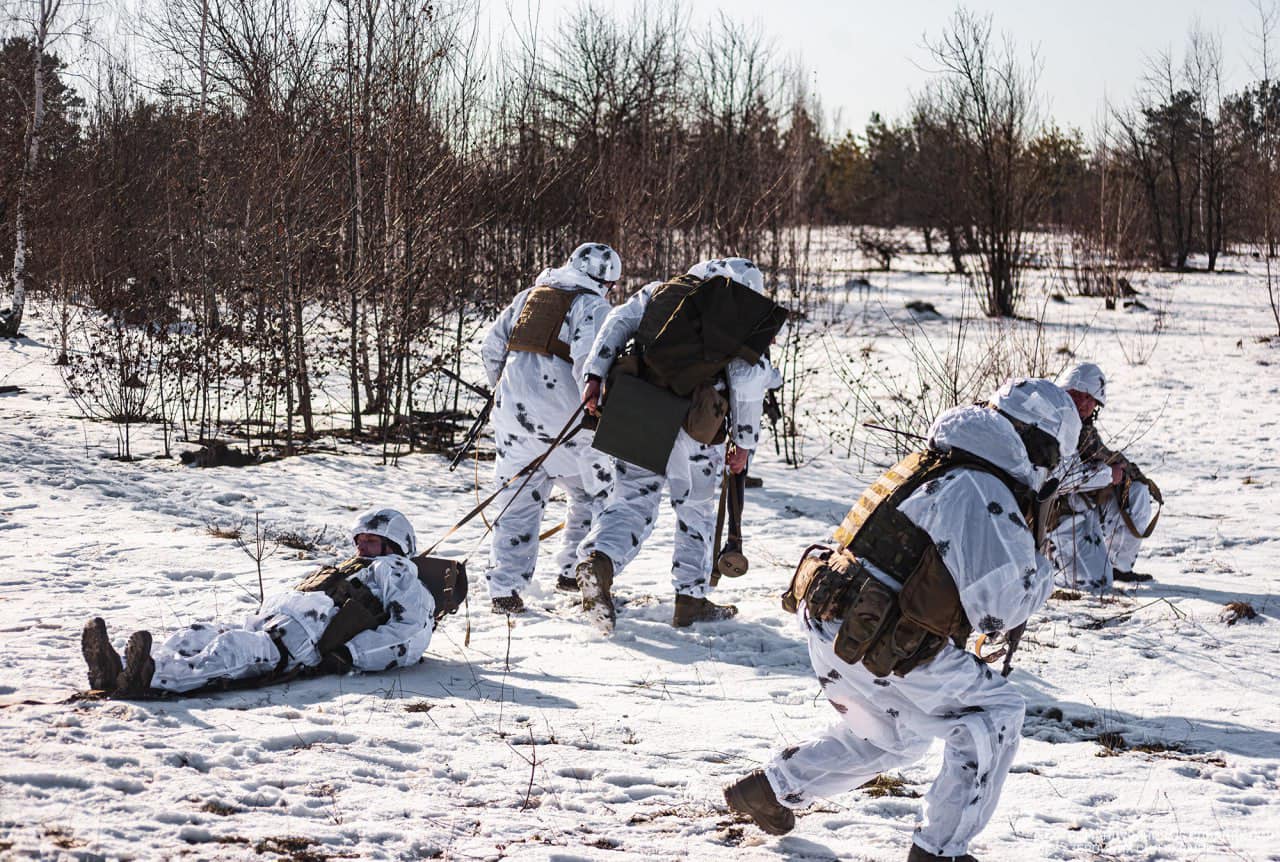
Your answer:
(1, 257), (1278, 861)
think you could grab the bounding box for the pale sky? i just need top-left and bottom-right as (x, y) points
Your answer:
(490, 0), (1278, 138)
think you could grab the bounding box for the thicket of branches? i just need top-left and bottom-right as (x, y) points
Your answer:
(0, 0), (824, 456)
(6, 2), (1280, 460)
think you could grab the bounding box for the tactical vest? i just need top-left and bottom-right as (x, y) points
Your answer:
(295, 556), (389, 657)
(507, 286), (592, 363)
(784, 448), (1033, 677)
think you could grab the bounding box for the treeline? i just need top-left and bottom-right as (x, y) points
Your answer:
(4, 3), (1280, 456)
(0, 1), (824, 453)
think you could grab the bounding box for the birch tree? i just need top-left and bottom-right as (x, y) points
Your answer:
(2, 0), (63, 337)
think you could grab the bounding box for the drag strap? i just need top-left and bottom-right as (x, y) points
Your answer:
(421, 404), (587, 557)
(1119, 475), (1163, 539)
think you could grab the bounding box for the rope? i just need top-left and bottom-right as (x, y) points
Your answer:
(421, 403), (587, 560)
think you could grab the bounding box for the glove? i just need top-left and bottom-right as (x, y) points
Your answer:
(317, 647), (353, 676)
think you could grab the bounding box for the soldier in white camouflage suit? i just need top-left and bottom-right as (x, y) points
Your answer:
(577, 257), (778, 631)
(723, 379), (1081, 862)
(479, 243), (620, 614)
(81, 508), (437, 696)
(1050, 362), (1157, 590)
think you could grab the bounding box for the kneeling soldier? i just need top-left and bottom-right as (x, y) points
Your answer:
(81, 508), (461, 697)
(723, 379), (1080, 862)
(1050, 362), (1160, 589)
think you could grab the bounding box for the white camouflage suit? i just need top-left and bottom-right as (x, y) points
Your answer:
(1049, 430), (1154, 592)
(1049, 363), (1155, 592)
(480, 253), (616, 599)
(579, 259), (777, 599)
(765, 384), (1080, 858)
(152, 511), (434, 693)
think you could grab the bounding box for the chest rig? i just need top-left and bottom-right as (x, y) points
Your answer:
(784, 448), (1033, 677)
(506, 286), (592, 363)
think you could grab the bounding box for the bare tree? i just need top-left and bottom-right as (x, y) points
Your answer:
(2, 0), (65, 337)
(1251, 0), (1280, 335)
(926, 7), (1046, 317)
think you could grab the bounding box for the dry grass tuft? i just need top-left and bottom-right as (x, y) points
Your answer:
(860, 773), (921, 798)
(1220, 601), (1258, 626)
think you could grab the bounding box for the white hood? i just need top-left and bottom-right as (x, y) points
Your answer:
(926, 405), (1039, 492)
(534, 265), (608, 297)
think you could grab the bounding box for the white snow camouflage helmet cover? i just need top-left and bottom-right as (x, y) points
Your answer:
(688, 257), (765, 294)
(1062, 362), (1107, 406)
(351, 508), (417, 557)
(568, 243), (622, 285)
(989, 378), (1082, 475)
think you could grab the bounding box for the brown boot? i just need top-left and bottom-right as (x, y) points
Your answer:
(491, 594), (526, 615)
(81, 617), (123, 691)
(723, 770), (795, 835)
(906, 843), (978, 861)
(672, 593), (738, 627)
(555, 574), (580, 593)
(576, 552), (616, 633)
(115, 630), (155, 696)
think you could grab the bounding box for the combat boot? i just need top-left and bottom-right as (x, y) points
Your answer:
(115, 630), (155, 696)
(906, 843), (978, 862)
(576, 551), (615, 633)
(1112, 569), (1153, 583)
(555, 574), (580, 593)
(491, 594), (525, 615)
(723, 770), (795, 835)
(672, 593), (738, 627)
(81, 617), (122, 691)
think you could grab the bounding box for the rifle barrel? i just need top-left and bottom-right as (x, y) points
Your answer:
(438, 366), (491, 399)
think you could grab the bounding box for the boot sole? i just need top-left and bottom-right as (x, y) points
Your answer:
(81, 618), (122, 691)
(117, 631), (154, 695)
(576, 569), (616, 633)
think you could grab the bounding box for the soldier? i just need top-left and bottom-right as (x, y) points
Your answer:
(80, 508), (455, 697)
(1049, 362), (1158, 589)
(479, 243), (620, 614)
(577, 257), (784, 631)
(722, 379), (1081, 862)
(688, 259), (786, 582)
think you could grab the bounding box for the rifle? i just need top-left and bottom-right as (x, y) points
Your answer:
(438, 367), (494, 472)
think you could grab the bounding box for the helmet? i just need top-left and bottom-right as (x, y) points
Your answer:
(688, 257), (765, 294)
(568, 243), (622, 285)
(1062, 362), (1106, 406)
(989, 378), (1081, 474)
(351, 508), (417, 557)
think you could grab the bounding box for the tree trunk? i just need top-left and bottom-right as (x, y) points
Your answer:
(3, 30), (49, 338)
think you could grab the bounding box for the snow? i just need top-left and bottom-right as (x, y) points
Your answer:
(2, 254), (1279, 861)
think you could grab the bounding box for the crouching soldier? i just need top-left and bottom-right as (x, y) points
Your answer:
(479, 243), (619, 614)
(722, 379), (1080, 862)
(1050, 362), (1161, 590)
(577, 257), (786, 631)
(81, 508), (463, 697)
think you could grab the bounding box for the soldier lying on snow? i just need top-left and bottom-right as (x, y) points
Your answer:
(80, 508), (466, 698)
(723, 379), (1081, 862)
(1049, 362), (1161, 591)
